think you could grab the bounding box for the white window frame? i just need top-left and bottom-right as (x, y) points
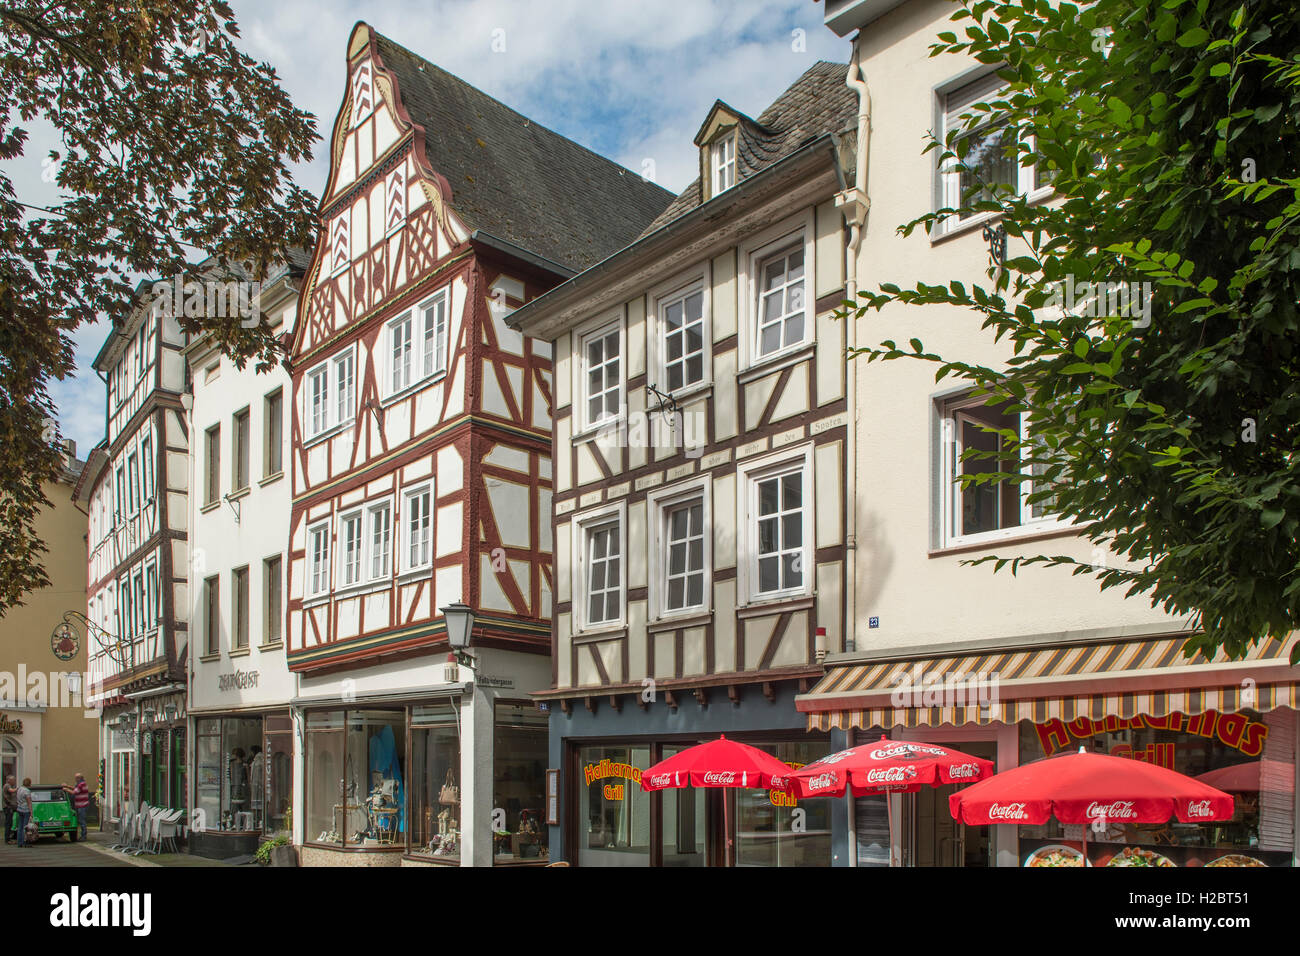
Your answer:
(383, 291), (449, 400)
(387, 311), (415, 395)
(936, 390), (1066, 549)
(334, 349), (355, 427)
(575, 311), (624, 433)
(304, 346), (357, 443)
(935, 69), (1051, 236)
(737, 444), (814, 606)
(647, 476), (712, 622)
(367, 499), (393, 580)
(306, 519), (332, 599)
(420, 291), (449, 380)
(712, 134), (736, 196)
(571, 500), (627, 633)
(649, 266), (712, 399)
(338, 508), (364, 588)
(739, 212), (815, 371)
(401, 482), (434, 574)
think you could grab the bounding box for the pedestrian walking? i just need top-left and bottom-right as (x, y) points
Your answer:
(15, 778), (32, 848)
(2, 776), (15, 845)
(63, 773), (91, 841)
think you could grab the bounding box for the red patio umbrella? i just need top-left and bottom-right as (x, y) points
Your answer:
(949, 747), (1233, 864)
(1196, 761), (1260, 793)
(640, 734), (794, 866)
(784, 736), (994, 799)
(950, 748), (1234, 826)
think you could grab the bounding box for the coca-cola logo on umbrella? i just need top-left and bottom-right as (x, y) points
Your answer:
(806, 772), (838, 791)
(865, 766), (917, 784)
(702, 771), (738, 785)
(648, 774), (673, 788)
(947, 762), (982, 779)
(1185, 799), (1215, 819)
(1085, 800), (1138, 820)
(868, 743), (950, 761)
(987, 802), (1029, 820)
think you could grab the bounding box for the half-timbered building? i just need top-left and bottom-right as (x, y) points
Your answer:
(509, 62), (860, 866)
(78, 284), (192, 824)
(285, 23), (672, 866)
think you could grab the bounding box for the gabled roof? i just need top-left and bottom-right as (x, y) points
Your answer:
(642, 60), (856, 235)
(370, 30), (675, 273)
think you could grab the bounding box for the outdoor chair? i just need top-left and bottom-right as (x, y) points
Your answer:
(109, 802), (132, 850)
(157, 809), (184, 853)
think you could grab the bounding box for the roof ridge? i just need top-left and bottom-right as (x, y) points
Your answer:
(371, 29), (672, 196)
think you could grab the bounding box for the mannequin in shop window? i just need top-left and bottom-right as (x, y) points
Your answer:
(248, 746), (264, 830)
(229, 747), (249, 829)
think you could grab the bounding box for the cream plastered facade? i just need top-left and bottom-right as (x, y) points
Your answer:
(844, 0), (1181, 655)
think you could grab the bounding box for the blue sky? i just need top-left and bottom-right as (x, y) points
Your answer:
(22, 1), (851, 455)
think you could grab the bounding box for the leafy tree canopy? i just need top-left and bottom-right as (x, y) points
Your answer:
(0, 0), (317, 613)
(845, 0), (1300, 662)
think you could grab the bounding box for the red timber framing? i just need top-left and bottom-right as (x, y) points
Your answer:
(285, 26), (558, 674)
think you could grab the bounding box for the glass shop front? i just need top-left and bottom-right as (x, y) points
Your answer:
(302, 699), (550, 864)
(571, 735), (833, 867)
(193, 712), (292, 835)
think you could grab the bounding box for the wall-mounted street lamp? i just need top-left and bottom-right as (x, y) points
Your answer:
(440, 602), (477, 671)
(117, 712), (137, 733)
(163, 702), (179, 723)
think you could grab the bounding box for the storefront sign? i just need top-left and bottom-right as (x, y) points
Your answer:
(1110, 742), (1175, 769)
(602, 783), (625, 800)
(217, 669), (260, 692)
(584, 759), (643, 786)
(768, 761), (805, 808)
(1035, 710), (1268, 758)
(476, 675), (515, 689)
(0, 714), (22, 735)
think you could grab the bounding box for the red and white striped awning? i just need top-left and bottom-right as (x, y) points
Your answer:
(799, 633), (1300, 731)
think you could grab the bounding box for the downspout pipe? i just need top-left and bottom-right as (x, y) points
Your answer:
(836, 37), (873, 869)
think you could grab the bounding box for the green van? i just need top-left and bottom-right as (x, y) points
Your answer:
(12, 785), (79, 842)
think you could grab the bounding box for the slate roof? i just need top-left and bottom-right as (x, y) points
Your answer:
(641, 61), (856, 236)
(371, 31), (675, 274)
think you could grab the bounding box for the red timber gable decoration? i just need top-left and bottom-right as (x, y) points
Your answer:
(284, 23), (556, 673)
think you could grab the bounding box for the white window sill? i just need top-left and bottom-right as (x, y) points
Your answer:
(381, 371), (447, 408)
(736, 591), (815, 615)
(933, 517), (1078, 555)
(647, 608), (713, 632)
(931, 186), (1055, 245)
(740, 341), (815, 382)
(303, 418), (355, 449)
(333, 578), (391, 600)
(302, 594), (331, 609)
(397, 566), (432, 584)
(571, 416), (625, 445)
(572, 622), (626, 640)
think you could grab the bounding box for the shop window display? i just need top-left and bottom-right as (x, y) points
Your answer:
(409, 702), (461, 861)
(264, 718), (292, 834)
(305, 709), (406, 847)
(492, 702), (549, 862)
(1016, 712), (1296, 867)
(194, 717), (269, 831)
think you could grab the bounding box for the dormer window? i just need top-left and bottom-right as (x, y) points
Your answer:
(711, 135), (736, 195)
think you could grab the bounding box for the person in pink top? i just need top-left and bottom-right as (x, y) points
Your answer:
(62, 773), (91, 842)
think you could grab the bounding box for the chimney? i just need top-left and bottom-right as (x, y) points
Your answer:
(61, 438), (77, 459)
